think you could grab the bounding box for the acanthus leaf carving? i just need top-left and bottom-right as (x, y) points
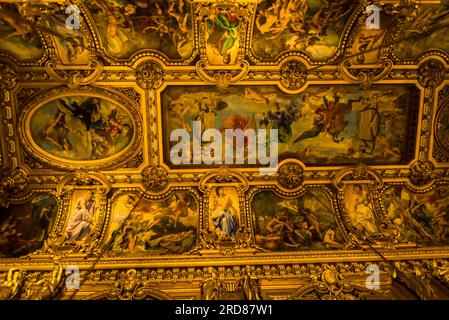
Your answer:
(280, 59), (308, 91)
(0, 168), (29, 206)
(135, 61), (164, 90)
(141, 165), (168, 193)
(57, 170), (111, 195)
(418, 59), (445, 88)
(277, 162), (304, 190)
(409, 160), (436, 187)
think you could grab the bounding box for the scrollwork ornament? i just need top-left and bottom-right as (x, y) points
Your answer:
(45, 60), (103, 89)
(141, 165), (168, 193)
(351, 163), (369, 179)
(235, 227), (252, 248)
(280, 60), (307, 90)
(72, 169), (95, 186)
(277, 162), (304, 189)
(334, 163), (383, 191)
(35, 233), (65, 255)
(340, 60), (392, 89)
(214, 167), (235, 183)
(199, 167), (249, 193)
(57, 171), (111, 195)
(136, 61), (164, 90)
(196, 60), (249, 89)
(418, 59), (445, 88)
(198, 229), (219, 250)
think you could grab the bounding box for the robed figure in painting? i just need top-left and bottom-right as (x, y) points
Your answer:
(211, 187), (238, 239)
(347, 184), (379, 237)
(207, 8), (240, 64)
(65, 191), (96, 241)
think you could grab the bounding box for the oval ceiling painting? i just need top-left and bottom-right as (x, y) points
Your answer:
(28, 96), (134, 161)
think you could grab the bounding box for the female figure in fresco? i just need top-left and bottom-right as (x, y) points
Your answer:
(65, 191), (96, 242)
(211, 187), (238, 239)
(350, 184), (379, 237)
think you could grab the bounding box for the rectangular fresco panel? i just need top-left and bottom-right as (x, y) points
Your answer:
(162, 85), (419, 167)
(64, 190), (100, 244)
(252, 189), (343, 251)
(87, 0), (194, 59)
(0, 3), (44, 61)
(251, 0), (357, 60)
(382, 186), (449, 245)
(0, 194), (58, 257)
(106, 192), (198, 255)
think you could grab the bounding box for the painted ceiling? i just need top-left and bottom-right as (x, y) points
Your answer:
(1, 0), (449, 300)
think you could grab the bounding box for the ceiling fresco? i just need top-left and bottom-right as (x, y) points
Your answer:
(161, 84), (420, 167)
(26, 95), (135, 161)
(1, 0), (449, 301)
(251, 0), (357, 60)
(87, 0), (195, 60)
